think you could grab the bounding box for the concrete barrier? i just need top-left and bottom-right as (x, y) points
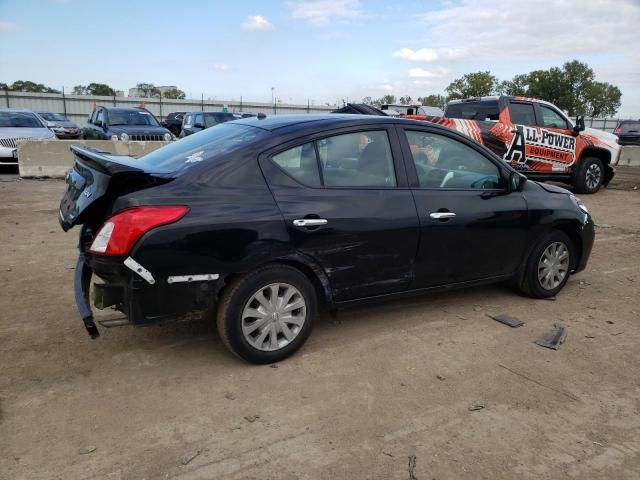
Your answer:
(618, 146), (640, 167)
(18, 140), (170, 178)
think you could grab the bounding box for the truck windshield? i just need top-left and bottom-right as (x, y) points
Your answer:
(109, 110), (160, 126)
(445, 101), (500, 121)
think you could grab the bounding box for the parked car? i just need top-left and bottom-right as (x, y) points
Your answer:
(59, 115), (594, 363)
(614, 120), (640, 146)
(405, 96), (621, 194)
(179, 111), (238, 137)
(37, 112), (81, 139)
(83, 106), (174, 141)
(0, 108), (57, 164)
(161, 112), (185, 137)
(381, 104), (444, 116)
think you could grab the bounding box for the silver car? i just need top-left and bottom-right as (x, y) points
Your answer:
(0, 108), (57, 164)
(37, 112), (82, 139)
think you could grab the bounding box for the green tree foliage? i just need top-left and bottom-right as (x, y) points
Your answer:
(136, 83), (160, 98)
(417, 94), (447, 110)
(73, 83), (116, 96)
(583, 81), (622, 117)
(398, 95), (413, 105)
(4, 80), (60, 93)
(445, 71), (499, 99)
(162, 87), (186, 100)
(380, 94), (397, 105)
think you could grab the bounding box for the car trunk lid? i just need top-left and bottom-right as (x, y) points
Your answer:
(59, 145), (172, 231)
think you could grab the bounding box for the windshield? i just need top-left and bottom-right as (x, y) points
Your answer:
(0, 112), (44, 128)
(445, 101), (500, 121)
(204, 113), (236, 128)
(39, 112), (68, 122)
(620, 122), (640, 133)
(135, 123), (269, 173)
(108, 110), (160, 127)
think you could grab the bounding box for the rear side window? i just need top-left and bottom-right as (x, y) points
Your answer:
(445, 101), (499, 121)
(272, 142), (321, 186)
(509, 103), (536, 126)
(318, 131), (396, 187)
(270, 130), (396, 188)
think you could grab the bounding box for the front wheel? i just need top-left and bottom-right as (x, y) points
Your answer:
(519, 231), (574, 298)
(217, 265), (317, 364)
(573, 156), (604, 194)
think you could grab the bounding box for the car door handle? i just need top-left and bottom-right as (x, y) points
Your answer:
(293, 218), (328, 227)
(429, 212), (456, 219)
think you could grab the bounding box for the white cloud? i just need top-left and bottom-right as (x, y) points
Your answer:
(241, 15), (273, 31)
(213, 64), (229, 71)
(393, 47), (466, 63)
(0, 21), (16, 32)
(408, 67), (448, 78)
(288, 0), (363, 26)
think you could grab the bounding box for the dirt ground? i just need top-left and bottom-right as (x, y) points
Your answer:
(1, 168), (639, 480)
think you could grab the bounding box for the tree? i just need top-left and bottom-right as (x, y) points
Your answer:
(0, 82), (8, 91)
(418, 94), (447, 110)
(380, 94), (397, 105)
(87, 83), (115, 96)
(399, 95), (413, 105)
(584, 82), (622, 117)
(497, 74), (529, 96)
(162, 87), (186, 100)
(361, 96), (373, 105)
(136, 83), (160, 98)
(6, 80), (60, 93)
(446, 71), (499, 99)
(72, 85), (88, 95)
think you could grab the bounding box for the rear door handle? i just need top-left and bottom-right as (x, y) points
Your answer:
(293, 218), (328, 227)
(429, 212), (456, 219)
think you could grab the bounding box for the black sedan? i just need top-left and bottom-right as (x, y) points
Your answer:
(614, 120), (640, 146)
(59, 115), (594, 363)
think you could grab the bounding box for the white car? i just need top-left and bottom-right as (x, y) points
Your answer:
(0, 108), (57, 164)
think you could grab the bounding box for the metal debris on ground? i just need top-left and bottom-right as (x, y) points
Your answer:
(269, 364), (279, 368)
(181, 450), (201, 466)
(468, 404), (485, 411)
(488, 313), (526, 328)
(244, 415), (260, 423)
(78, 446), (97, 455)
(224, 392), (236, 400)
(407, 455), (418, 480)
(436, 375), (446, 381)
(534, 323), (567, 350)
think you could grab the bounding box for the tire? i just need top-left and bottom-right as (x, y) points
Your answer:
(217, 264), (317, 364)
(573, 156), (604, 194)
(519, 230), (574, 299)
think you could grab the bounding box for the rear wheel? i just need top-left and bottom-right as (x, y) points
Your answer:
(520, 230), (574, 298)
(573, 156), (604, 194)
(217, 265), (317, 364)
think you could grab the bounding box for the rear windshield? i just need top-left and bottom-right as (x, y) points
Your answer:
(135, 123), (269, 174)
(620, 122), (640, 133)
(445, 101), (500, 121)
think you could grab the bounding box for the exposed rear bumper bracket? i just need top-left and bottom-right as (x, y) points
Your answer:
(74, 253), (100, 339)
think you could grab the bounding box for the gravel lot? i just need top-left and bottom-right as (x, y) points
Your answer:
(1, 168), (639, 480)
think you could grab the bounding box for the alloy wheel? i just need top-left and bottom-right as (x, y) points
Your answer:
(586, 163), (602, 190)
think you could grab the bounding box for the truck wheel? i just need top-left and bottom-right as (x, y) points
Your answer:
(519, 230), (574, 299)
(573, 157), (604, 194)
(217, 264), (317, 364)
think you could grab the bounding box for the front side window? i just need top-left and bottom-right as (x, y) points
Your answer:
(404, 130), (502, 189)
(539, 105), (569, 130)
(509, 103), (536, 126)
(194, 113), (204, 127)
(96, 110), (105, 125)
(317, 131), (396, 187)
(272, 142), (321, 186)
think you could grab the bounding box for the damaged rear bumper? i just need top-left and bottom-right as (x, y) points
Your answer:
(73, 250), (223, 338)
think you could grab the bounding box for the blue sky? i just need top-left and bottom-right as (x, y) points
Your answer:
(1, 0), (639, 115)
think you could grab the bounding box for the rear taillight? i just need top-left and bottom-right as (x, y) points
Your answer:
(89, 206), (189, 256)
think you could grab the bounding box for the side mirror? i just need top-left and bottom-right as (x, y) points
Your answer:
(508, 171), (526, 192)
(573, 115), (585, 135)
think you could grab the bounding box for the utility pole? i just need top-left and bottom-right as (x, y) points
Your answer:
(62, 86), (67, 117)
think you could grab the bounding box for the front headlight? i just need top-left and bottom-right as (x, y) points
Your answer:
(571, 194), (588, 214)
(163, 132), (172, 141)
(120, 133), (129, 142)
(110, 134), (118, 141)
